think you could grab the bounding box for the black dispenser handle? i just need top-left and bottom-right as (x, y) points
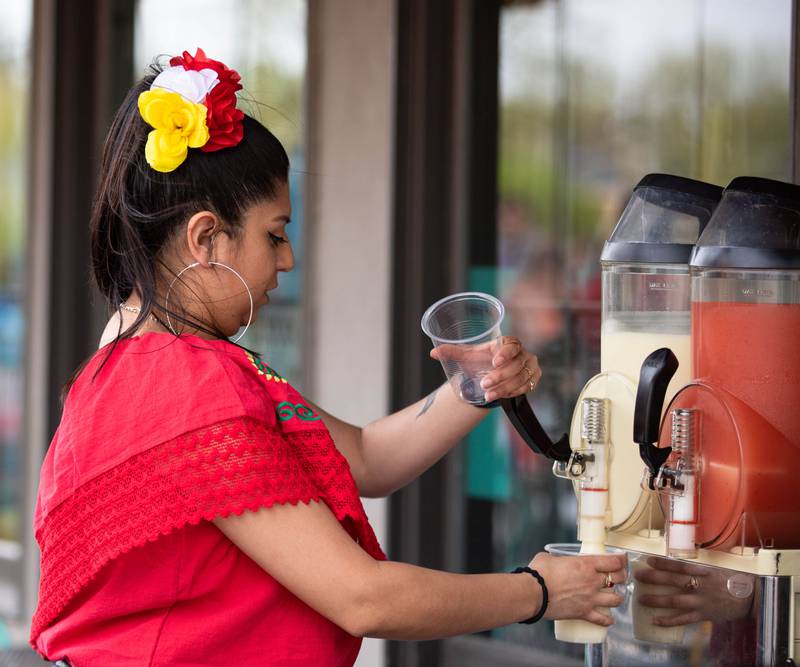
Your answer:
(501, 395), (571, 463)
(633, 348), (679, 488)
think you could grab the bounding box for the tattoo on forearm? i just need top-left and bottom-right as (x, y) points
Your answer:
(416, 388), (439, 418)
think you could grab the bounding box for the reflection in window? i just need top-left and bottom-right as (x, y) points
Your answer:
(0, 2), (32, 546)
(134, 0), (308, 387)
(472, 0), (791, 657)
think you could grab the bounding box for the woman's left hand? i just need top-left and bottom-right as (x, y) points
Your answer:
(430, 336), (541, 403)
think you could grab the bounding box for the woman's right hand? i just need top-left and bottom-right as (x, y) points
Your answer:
(529, 552), (628, 626)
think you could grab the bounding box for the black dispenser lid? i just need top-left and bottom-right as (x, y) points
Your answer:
(601, 174), (723, 264)
(691, 176), (800, 270)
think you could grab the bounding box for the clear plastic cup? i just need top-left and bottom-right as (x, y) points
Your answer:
(421, 292), (504, 406)
(544, 543), (625, 644)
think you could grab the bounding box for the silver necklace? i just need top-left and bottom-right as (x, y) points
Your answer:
(119, 302), (157, 322)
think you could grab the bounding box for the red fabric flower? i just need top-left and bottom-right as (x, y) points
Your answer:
(170, 48), (245, 152)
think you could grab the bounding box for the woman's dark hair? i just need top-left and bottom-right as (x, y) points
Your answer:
(63, 61), (289, 400)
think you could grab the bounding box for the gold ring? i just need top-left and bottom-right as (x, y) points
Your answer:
(686, 575), (700, 591)
(603, 573), (614, 588)
(523, 363), (536, 392)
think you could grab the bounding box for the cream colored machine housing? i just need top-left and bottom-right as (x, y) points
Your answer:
(567, 359), (689, 538)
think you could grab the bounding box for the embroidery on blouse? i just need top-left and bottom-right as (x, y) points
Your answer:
(245, 350), (287, 383)
(276, 401), (322, 422)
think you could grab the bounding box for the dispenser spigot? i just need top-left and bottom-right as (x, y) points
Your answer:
(662, 409), (699, 558)
(552, 451), (594, 480)
(553, 398), (606, 482)
(632, 348), (679, 490)
(654, 462), (686, 493)
(555, 398), (611, 547)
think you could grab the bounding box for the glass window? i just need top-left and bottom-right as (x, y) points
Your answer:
(465, 0), (792, 659)
(0, 1), (33, 552)
(134, 0), (309, 387)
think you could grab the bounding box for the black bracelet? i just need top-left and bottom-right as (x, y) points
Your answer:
(512, 566), (548, 624)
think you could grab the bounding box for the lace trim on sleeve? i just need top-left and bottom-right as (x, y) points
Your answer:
(31, 415), (383, 645)
(286, 430), (385, 562)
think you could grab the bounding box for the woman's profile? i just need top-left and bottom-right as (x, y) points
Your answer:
(31, 49), (626, 666)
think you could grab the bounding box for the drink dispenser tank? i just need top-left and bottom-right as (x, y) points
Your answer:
(597, 177), (800, 666)
(566, 174), (722, 537)
(653, 177), (800, 551)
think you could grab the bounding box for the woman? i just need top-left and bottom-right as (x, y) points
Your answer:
(31, 49), (626, 666)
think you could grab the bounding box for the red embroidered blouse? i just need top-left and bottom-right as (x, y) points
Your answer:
(31, 333), (385, 666)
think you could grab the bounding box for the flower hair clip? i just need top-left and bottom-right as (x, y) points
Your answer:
(137, 48), (245, 172)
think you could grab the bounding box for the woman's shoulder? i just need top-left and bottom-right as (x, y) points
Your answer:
(64, 333), (293, 457)
(88, 331), (287, 403)
(41, 333), (297, 516)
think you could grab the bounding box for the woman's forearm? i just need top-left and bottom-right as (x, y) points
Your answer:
(353, 337), (541, 497)
(352, 560), (540, 640)
(215, 491), (628, 640)
(359, 382), (489, 497)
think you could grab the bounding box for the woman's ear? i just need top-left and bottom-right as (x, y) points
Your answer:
(185, 211), (222, 267)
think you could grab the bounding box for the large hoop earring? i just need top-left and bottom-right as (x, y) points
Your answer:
(164, 261), (254, 344)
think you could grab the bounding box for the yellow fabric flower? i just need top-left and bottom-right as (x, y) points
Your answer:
(137, 88), (210, 172)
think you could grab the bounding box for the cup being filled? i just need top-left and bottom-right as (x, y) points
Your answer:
(421, 292), (504, 406)
(544, 543), (624, 644)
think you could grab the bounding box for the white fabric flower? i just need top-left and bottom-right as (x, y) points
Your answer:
(151, 66), (219, 104)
